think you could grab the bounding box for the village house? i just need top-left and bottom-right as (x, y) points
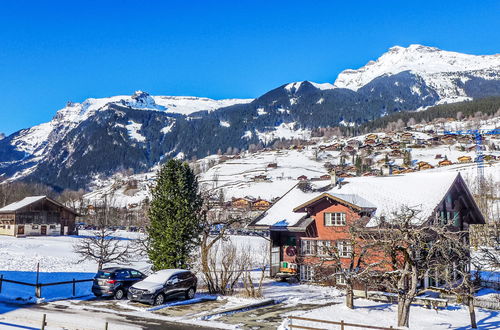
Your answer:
(364, 139), (377, 146)
(484, 154), (497, 162)
(347, 139), (361, 148)
(252, 199), (272, 210)
(399, 132), (414, 142)
(248, 172), (484, 289)
(231, 197), (253, 209)
(267, 163), (278, 169)
(438, 159), (453, 167)
(417, 161), (434, 170)
(458, 155), (472, 163)
(441, 135), (456, 144)
(0, 196), (78, 237)
(381, 136), (392, 144)
(297, 175), (308, 181)
(252, 174), (269, 182)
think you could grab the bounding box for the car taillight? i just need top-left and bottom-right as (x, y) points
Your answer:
(107, 280), (117, 284)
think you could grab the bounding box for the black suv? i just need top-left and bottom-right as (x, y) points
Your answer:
(128, 269), (197, 305)
(92, 267), (146, 299)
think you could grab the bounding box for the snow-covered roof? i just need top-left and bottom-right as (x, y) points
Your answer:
(251, 171), (461, 228)
(0, 195), (80, 215)
(144, 269), (189, 283)
(0, 196), (46, 213)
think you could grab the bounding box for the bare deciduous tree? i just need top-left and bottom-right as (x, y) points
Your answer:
(73, 194), (132, 270)
(241, 242), (269, 298)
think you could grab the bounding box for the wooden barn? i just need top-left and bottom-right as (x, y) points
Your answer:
(0, 196), (78, 237)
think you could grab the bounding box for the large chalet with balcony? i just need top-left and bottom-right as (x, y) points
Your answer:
(0, 196), (78, 237)
(248, 172), (484, 288)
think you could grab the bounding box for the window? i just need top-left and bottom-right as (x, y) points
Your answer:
(32, 225), (39, 229)
(115, 270), (131, 279)
(49, 225), (56, 229)
(335, 273), (346, 285)
(337, 241), (352, 258)
(168, 275), (179, 284)
(324, 212), (346, 226)
(130, 270), (143, 278)
(300, 265), (314, 282)
(317, 241), (332, 256)
(301, 240), (315, 255)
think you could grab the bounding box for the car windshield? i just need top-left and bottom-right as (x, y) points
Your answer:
(96, 271), (113, 279)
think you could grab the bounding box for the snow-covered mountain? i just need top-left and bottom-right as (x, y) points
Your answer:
(1, 45), (499, 190)
(334, 44), (500, 103)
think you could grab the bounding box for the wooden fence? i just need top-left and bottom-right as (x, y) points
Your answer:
(0, 274), (94, 298)
(288, 316), (399, 330)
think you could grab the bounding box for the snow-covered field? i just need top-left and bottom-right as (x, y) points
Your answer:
(280, 298), (500, 330)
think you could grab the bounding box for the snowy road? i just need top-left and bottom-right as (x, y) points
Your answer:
(0, 301), (213, 330)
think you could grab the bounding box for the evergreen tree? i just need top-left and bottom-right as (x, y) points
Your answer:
(147, 159), (203, 270)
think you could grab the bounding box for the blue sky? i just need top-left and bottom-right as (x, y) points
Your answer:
(0, 0), (499, 135)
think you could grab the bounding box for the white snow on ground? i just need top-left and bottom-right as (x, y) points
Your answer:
(255, 122), (311, 144)
(279, 298), (500, 330)
(257, 107), (268, 116)
(0, 232), (149, 303)
(125, 121), (146, 142)
(160, 121), (175, 134)
(219, 120), (231, 128)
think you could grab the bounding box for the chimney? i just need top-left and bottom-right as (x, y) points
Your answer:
(330, 171), (337, 186)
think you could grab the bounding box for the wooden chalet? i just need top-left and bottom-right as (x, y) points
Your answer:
(0, 196), (78, 237)
(248, 172), (484, 288)
(400, 132), (414, 142)
(252, 175), (269, 182)
(458, 155), (472, 163)
(231, 198), (252, 209)
(267, 163), (278, 169)
(364, 139), (376, 146)
(297, 175), (308, 181)
(438, 159), (453, 167)
(365, 133), (378, 141)
(441, 135), (456, 144)
(252, 199), (272, 210)
(417, 161), (434, 170)
(381, 136), (392, 144)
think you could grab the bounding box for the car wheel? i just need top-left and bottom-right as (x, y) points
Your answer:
(114, 288), (125, 300)
(154, 293), (165, 306)
(185, 287), (196, 300)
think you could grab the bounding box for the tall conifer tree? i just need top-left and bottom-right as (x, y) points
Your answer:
(147, 159), (202, 270)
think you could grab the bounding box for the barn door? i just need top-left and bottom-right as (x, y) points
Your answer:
(41, 225), (47, 235)
(17, 225), (24, 235)
(270, 246), (280, 277)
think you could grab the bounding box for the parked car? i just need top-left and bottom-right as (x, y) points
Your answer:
(128, 269), (197, 306)
(92, 267), (146, 299)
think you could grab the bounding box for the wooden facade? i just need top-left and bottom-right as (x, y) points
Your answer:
(0, 196), (78, 237)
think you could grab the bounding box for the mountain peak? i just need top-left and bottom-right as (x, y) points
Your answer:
(334, 44), (500, 95)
